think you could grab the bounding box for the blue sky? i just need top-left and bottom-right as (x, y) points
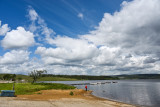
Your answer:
(0, 0), (160, 75)
(0, 0), (131, 36)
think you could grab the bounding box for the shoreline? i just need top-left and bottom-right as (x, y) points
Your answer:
(88, 91), (139, 107)
(13, 89), (137, 107)
(90, 94), (139, 107)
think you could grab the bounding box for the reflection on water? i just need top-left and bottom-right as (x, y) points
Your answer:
(42, 80), (160, 107)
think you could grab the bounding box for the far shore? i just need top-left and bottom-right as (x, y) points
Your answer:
(0, 89), (137, 107)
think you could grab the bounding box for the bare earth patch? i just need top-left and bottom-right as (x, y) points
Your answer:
(0, 89), (137, 107)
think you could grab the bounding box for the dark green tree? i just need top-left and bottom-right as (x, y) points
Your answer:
(29, 70), (47, 83)
(11, 74), (16, 81)
(3, 74), (11, 80)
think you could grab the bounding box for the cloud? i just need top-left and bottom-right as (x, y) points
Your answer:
(93, 46), (120, 66)
(35, 36), (98, 65)
(28, 6), (38, 21)
(33, 0), (160, 75)
(0, 57), (46, 74)
(1, 27), (35, 49)
(0, 50), (30, 64)
(78, 13), (83, 19)
(27, 8), (55, 44)
(0, 20), (10, 36)
(76, 0), (160, 74)
(82, 0), (160, 54)
(143, 57), (159, 64)
(1, 0), (160, 75)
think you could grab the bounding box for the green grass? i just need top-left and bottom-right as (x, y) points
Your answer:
(0, 74), (79, 82)
(0, 83), (75, 95)
(0, 74), (33, 82)
(37, 77), (78, 81)
(16, 75), (33, 82)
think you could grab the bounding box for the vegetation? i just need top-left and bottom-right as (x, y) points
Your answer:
(0, 74), (16, 81)
(117, 74), (160, 79)
(0, 83), (75, 95)
(37, 76), (78, 81)
(0, 74), (78, 82)
(16, 74), (32, 82)
(41, 74), (119, 80)
(69, 91), (74, 96)
(29, 70), (47, 83)
(1, 74), (160, 82)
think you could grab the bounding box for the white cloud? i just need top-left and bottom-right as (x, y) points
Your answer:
(0, 20), (10, 36)
(1, 0), (160, 75)
(0, 50), (30, 64)
(0, 57), (46, 74)
(28, 8), (55, 44)
(33, 0), (160, 75)
(78, 13), (83, 19)
(28, 7), (38, 21)
(93, 46), (120, 66)
(35, 36), (98, 65)
(82, 0), (160, 51)
(1, 27), (35, 49)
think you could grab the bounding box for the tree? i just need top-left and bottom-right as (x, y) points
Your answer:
(3, 74), (16, 80)
(11, 74), (16, 81)
(29, 70), (47, 83)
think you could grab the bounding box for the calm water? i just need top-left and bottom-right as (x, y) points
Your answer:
(42, 80), (160, 107)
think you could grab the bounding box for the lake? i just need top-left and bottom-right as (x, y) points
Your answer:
(42, 79), (160, 107)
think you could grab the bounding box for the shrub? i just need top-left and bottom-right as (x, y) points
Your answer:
(69, 91), (74, 96)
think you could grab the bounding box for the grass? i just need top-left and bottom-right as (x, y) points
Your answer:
(0, 74), (79, 82)
(0, 83), (75, 95)
(37, 77), (78, 81)
(16, 75), (33, 82)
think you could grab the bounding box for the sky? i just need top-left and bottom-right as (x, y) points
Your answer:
(0, 0), (160, 75)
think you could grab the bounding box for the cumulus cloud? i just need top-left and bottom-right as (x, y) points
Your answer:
(0, 57), (45, 74)
(1, 27), (35, 49)
(0, 50), (30, 64)
(93, 46), (120, 66)
(82, 0), (160, 53)
(33, 0), (160, 75)
(35, 36), (98, 65)
(70, 0), (160, 74)
(1, 0), (160, 75)
(0, 20), (10, 36)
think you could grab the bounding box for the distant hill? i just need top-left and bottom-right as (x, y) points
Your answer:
(115, 74), (160, 79)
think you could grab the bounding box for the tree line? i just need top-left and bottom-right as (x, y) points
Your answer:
(0, 74), (16, 81)
(41, 74), (119, 80)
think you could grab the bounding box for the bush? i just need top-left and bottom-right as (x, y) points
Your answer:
(69, 91), (74, 96)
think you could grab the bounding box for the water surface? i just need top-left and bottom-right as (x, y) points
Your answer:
(43, 80), (160, 107)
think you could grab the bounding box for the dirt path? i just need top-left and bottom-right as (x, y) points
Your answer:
(0, 89), (137, 107)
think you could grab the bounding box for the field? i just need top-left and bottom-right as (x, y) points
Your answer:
(37, 77), (78, 81)
(0, 83), (75, 95)
(0, 74), (80, 82)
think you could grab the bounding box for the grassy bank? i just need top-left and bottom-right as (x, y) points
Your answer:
(0, 74), (119, 82)
(0, 74), (80, 82)
(37, 77), (78, 81)
(0, 83), (75, 95)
